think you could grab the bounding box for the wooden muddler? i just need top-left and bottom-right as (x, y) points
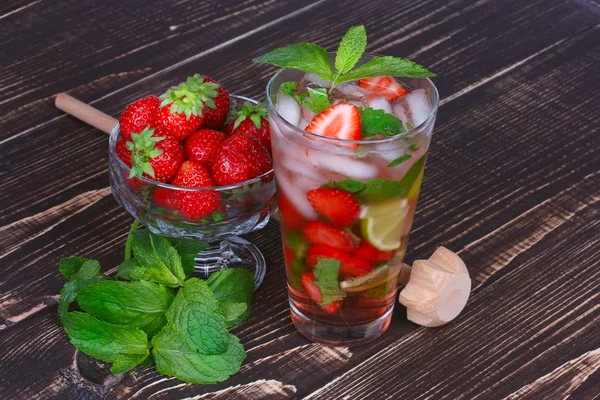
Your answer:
(55, 93), (117, 134)
(399, 247), (471, 327)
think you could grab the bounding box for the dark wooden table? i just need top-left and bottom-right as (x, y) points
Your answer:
(1, 0), (599, 399)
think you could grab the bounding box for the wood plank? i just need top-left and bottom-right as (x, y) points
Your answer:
(1, 5), (599, 399)
(1, 0), (596, 226)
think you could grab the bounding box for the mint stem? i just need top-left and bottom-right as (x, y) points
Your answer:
(124, 219), (141, 261)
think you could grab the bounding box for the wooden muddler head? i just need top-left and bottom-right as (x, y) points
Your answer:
(398, 247), (471, 327)
(55, 93), (117, 134)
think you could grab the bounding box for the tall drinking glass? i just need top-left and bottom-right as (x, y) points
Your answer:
(266, 54), (439, 346)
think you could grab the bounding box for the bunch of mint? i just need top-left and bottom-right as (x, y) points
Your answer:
(254, 25), (435, 88)
(254, 25), (435, 137)
(57, 229), (254, 384)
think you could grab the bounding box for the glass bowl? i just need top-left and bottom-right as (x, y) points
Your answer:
(108, 95), (277, 288)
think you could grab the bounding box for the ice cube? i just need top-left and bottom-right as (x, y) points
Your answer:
(298, 107), (316, 130)
(310, 152), (378, 181)
(275, 90), (301, 126)
(392, 101), (408, 124)
(393, 89), (432, 127)
(304, 73), (331, 88)
(282, 156), (323, 181)
(275, 169), (318, 220)
(367, 96), (392, 114)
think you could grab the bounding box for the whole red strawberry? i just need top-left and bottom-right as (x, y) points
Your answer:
(169, 160), (221, 219)
(200, 77), (230, 129)
(211, 133), (272, 186)
(128, 127), (184, 183)
(115, 139), (132, 167)
(227, 102), (271, 151)
(183, 129), (227, 166)
(119, 95), (163, 141)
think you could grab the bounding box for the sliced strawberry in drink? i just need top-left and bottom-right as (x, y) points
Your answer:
(283, 245), (296, 265)
(301, 272), (323, 303)
(307, 188), (360, 227)
(305, 103), (361, 141)
(307, 244), (373, 277)
(358, 76), (408, 101)
(278, 192), (307, 229)
(303, 221), (355, 252)
(353, 241), (395, 261)
(300, 272), (340, 315)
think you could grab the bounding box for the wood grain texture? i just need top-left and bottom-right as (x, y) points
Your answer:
(1, 0), (599, 398)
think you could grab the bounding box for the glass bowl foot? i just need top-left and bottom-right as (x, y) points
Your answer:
(193, 236), (266, 289)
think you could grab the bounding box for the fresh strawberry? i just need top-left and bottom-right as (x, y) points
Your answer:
(358, 76), (408, 101)
(306, 244), (373, 277)
(353, 241), (395, 261)
(307, 188), (360, 227)
(278, 192), (306, 229)
(183, 129), (227, 166)
(128, 127), (184, 183)
(227, 102), (271, 151)
(153, 187), (174, 209)
(115, 139), (132, 167)
(119, 95), (163, 142)
(156, 74), (226, 141)
(305, 103), (361, 141)
(169, 160), (221, 218)
(199, 76), (230, 129)
(300, 272), (340, 315)
(211, 133), (272, 186)
(302, 221), (355, 252)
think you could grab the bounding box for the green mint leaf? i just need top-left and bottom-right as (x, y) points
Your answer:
(59, 257), (100, 281)
(280, 81), (298, 97)
(408, 143), (420, 151)
(335, 25), (367, 74)
(337, 56), (436, 84)
(130, 230), (185, 287)
(359, 107), (405, 138)
(253, 43), (335, 82)
(152, 325), (246, 384)
(165, 237), (207, 279)
(76, 280), (174, 337)
(219, 302), (248, 325)
(304, 87), (331, 114)
(387, 154), (411, 167)
(210, 210), (223, 223)
(139, 354), (154, 367)
(357, 152), (427, 202)
(285, 231), (309, 260)
(58, 279), (95, 322)
(62, 312), (149, 374)
(166, 278), (229, 354)
(313, 258), (346, 306)
(116, 258), (139, 280)
(206, 269), (254, 327)
(332, 178), (367, 193)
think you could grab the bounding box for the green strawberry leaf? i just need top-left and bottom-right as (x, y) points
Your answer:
(165, 278), (229, 355)
(313, 258), (346, 306)
(76, 280), (174, 337)
(253, 42), (335, 82)
(206, 269), (254, 327)
(152, 325), (246, 384)
(359, 107), (406, 137)
(337, 56), (436, 84)
(335, 25), (367, 74)
(59, 257), (100, 281)
(63, 312), (149, 374)
(130, 230), (185, 287)
(387, 154), (411, 167)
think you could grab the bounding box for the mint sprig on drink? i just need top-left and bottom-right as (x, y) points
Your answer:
(253, 25), (435, 90)
(57, 228), (255, 384)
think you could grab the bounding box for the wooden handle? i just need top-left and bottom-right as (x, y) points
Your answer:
(55, 93), (117, 134)
(399, 247), (471, 327)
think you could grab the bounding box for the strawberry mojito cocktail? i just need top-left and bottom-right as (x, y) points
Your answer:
(255, 26), (438, 345)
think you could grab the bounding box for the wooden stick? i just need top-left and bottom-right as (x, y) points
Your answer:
(55, 93), (117, 134)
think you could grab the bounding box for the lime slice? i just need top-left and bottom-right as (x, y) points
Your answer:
(360, 198), (408, 251)
(407, 169), (424, 200)
(340, 263), (401, 292)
